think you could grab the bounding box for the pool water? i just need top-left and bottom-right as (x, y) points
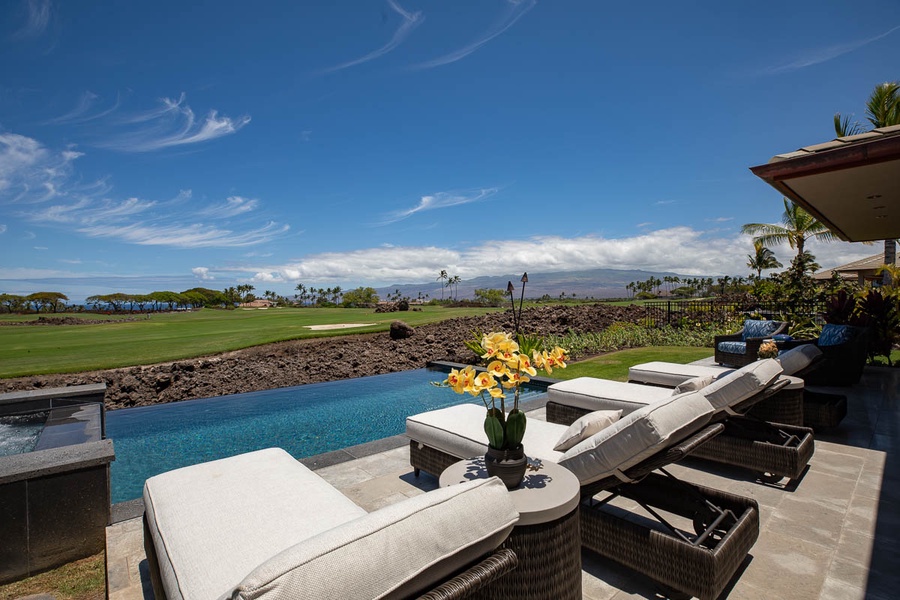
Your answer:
(105, 367), (547, 503)
(0, 412), (48, 457)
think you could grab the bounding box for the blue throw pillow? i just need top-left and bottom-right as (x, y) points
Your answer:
(819, 324), (854, 347)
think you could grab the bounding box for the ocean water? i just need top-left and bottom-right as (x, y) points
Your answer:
(105, 367), (547, 503)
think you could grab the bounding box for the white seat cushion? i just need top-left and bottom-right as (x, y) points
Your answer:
(144, 448), (366, 600)
(700, 359), (783, 414)
(628, 361), (732, 387)
(405, 403), (566, 463)
(232, 477), (519, 600)
(776, 344), (823, 375)
(548, 377), (672, 414)
(558, 391), (714, 485)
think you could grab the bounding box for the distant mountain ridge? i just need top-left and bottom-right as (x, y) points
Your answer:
(374, 267), (724, 301)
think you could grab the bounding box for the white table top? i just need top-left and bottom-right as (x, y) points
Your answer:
(440, 457), (581, 526)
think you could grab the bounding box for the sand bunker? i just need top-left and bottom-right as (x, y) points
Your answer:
(305, 323), (378, 330)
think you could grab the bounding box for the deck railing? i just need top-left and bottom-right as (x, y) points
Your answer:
(642, 300), (826, 327)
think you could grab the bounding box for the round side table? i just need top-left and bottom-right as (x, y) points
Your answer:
(440, 457), (582, 600)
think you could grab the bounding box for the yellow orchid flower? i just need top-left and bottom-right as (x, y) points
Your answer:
(487, 360), (509, 378)
(474, 371), (497, 391)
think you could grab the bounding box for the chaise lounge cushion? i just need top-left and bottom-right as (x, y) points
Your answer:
(558, 391), (714, 485)
(405, 403), (567, 463)
(553, 409), (623, 452)
(548, 377), (672, 414)
(232, 476), (519, 600)
(628, 361), (734, 388)
(145, 448), (519, 600)
(699, 359), (783, 414)
(775, 343), (822, 375)
(144, 448), (367, 600)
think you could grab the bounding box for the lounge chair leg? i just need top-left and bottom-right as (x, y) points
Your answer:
(414, 467), (420, 477)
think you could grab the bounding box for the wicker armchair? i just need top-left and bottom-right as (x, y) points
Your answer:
(780, 323), (869, 386)
(714, 319), (787, 367)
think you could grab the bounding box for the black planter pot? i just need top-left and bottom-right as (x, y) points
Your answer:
(484, 445), (527, 489)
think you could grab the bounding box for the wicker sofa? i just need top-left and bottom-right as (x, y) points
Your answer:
(406, 391), (760, 600)
(143, 448), (520, 600)
(714, 319), (787, 367)
(546, 359), (815, 483)
(779, 323), (870, 386)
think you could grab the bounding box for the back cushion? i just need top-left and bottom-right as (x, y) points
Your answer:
(701, 359), (783, 413)
(775, 344), (822, 375)
(558, 391), (714, 485)
(742, 319), (781, 340)
(230, 477), (519, 600)
(819, 324), (855, 347)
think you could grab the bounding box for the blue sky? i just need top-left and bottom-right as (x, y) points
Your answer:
(1, 0), (898, 301)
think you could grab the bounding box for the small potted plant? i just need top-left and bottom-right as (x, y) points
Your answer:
(757, 339), (779, 359)
(436, 275), (568, 488)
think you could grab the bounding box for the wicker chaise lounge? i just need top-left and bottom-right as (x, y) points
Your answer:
(547, 359), (816, 483)
(714, 319), (787, 367)
(628, 343), (846, 430)
(406, 391), (760, 600)
(143, 448), (521, 600)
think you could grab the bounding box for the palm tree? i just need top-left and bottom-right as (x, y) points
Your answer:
(834, 81), (900, 137)
(834, 81), (899, 284)
(437, 270), (448, 300)
(741, 198), (837, 261)
(746, 240), (783, 278)
(448, 275), (462, 300)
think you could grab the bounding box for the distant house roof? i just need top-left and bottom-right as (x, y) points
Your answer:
(813, 252), (894, 281)
(750, 125), (900, 243)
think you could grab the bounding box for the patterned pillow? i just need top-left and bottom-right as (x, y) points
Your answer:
(818, 324), (854, 347)
(742, 320), (781, 340)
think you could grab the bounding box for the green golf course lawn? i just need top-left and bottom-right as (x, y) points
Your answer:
(0, 306), (501, 378)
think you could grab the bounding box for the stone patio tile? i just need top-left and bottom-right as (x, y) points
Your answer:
(738, 531), (830, 598)
(835, 529), (875, 567)
(314, 463), (373, 488)
(348, 446), (412, 478)
(806, 446), (865, 480)
(782, 468), (857, 511)
(764, 496), (846, 547)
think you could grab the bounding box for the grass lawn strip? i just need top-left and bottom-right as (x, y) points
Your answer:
(0, 306), (501, 378)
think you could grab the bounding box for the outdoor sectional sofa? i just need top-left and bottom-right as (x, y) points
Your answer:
(143, 448), (521, 600)
(406, 389), (760, 600)
(547, 359), (815, 483)
(714, 319), (787, 367)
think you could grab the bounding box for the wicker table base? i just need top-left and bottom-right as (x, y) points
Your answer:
(471, 508), (581, 600)
(439, 457), (582, 600)
(803, 390), (848, 429)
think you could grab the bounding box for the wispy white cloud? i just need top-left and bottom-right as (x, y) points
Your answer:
(380, 188), (498, 224)
(197, 196), (259, 218)
(34, 246), (48, 250)
(192, 267), (214, 280)
(12, 0), (51, 40)
(1, 132), (289, 249)
(79, 221), (289, 249)
(0, 224), (6, 234)
(413, 0), (536, 69)
(43, 91), (120, 125)
(707, 217), (733, 223)
(322, 0), (424, 72)
(654, 200), (675, 206)
(760, 24), (900, 75)
(97, 94), (250, 152)
(0, 133), (81, 204)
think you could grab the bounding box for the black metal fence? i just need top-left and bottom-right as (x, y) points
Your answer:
(643, 300), (827, 328)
